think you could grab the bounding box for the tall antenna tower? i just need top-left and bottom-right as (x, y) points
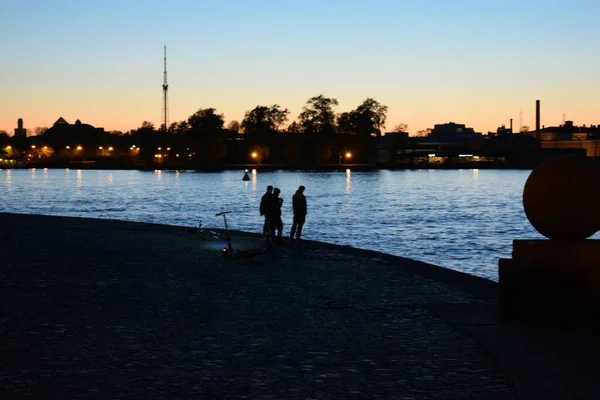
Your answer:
(563, 113), (566, 125)
(161, 44), (169, 131)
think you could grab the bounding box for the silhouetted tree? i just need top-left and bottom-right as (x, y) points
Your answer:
(297, 95), (338, 165)
(130, 121), (159, 163)
(187, 109), (224, 134)
(242, 105), (288, 137)
(227, 120), (241, 133)
(168, 121), (189, 136)
(34, 127), (48, 136)
(393, 123), (408, 133)
(336, 112), (356, 135)
(186, 108), (227, 166)
(520, 126), (530, 133)
(241, 105), (288, 163)
(286, 121), (302, 134)
(299, 95), (338, 135)
(140, 121), (155, 130)
(415, 128), (431, 137)
(333, 98), (387, 162)
(352, 98), (388, 137)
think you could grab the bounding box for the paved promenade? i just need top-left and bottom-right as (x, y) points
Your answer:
(1, 213), (599, 399)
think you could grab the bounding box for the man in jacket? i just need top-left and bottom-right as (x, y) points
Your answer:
(260, 185), (274, 236)
(290, 185), (307, 240)
(271, 187), (284, 244)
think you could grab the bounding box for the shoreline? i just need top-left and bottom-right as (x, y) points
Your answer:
(3, 163), (535, 171)
(1, 211), (498, 295)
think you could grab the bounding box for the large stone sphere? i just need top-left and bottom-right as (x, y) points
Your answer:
(523, 154), (600, 240)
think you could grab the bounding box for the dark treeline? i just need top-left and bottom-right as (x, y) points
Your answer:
(2, 95), (390, 168)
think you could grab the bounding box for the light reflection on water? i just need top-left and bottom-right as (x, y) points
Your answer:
(2, 168), (596, 281)
(4, 169), (11, 192)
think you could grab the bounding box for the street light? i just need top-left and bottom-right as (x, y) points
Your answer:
(340, 151), (353, 164)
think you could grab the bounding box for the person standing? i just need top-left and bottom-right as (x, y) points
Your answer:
(290, 185), (307, 240)
(260, 185), (274, 236)
(271, 188), (284, 244)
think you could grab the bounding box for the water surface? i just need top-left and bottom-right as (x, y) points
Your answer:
(3, 168), (587, 281)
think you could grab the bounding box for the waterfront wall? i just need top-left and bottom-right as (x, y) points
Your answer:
(541, 140), (600, 158)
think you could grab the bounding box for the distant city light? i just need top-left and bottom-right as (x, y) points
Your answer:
(428, 154), (436, 157)
(76, 146), (83, 151)
(6, 146), (11, 150)
(166, 147), (171, 151)
(459, 154), (473, 157)
(108, 146), (113, 151)
(158, 147), (162, 150)
(251, 152), (258, 159)
(345, 152), (352, 159)
(65, 146), (71, 149)
(99, 146), (103, 150)
(31, 145), (36, 149)
(43, 146), (48, 150)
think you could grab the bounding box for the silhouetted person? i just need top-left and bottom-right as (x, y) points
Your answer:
(271, 188), (284, 244)
(260, 185), (274, 236)
(290, 185), (307, 240)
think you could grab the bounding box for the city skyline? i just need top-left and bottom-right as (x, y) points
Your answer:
(2, 0), (599, 135)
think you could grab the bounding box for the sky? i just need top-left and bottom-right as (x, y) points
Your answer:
(1, 0), (599, 135)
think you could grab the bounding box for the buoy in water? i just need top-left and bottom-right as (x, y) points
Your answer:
(242, 169), (250, 181)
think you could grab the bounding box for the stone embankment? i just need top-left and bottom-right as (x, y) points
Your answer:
(1, 213), (599, 399)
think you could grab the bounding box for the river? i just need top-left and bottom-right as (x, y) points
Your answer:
(4, 168), (590, 281)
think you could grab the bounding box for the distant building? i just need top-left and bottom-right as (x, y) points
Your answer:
(530, 121), (600, 157)
(491, 124), (513, 136)
(429, 122), (481, 142)
(14, 118), (26, 139)
(42, 117), (107, 154)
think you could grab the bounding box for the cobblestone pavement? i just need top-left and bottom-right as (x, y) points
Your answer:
(0, 212), (578, 399)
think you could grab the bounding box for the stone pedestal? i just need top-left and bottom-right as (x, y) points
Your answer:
(498, 240), (600, 327)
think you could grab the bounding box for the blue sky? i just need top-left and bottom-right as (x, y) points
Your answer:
(2, 0), (599, 134)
